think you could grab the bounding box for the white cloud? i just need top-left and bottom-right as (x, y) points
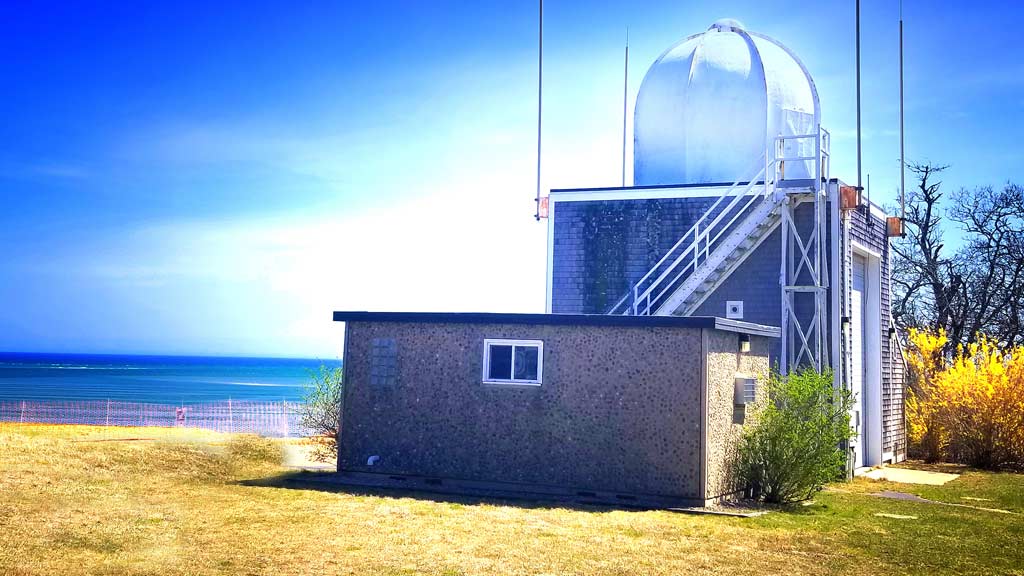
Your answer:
(82, 180), (548, 356)
(114, 117), (470, 199)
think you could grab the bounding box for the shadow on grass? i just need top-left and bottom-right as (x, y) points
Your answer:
(239, 470), (683, 513)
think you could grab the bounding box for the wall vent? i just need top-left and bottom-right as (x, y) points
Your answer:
(734, 375), (757, 404)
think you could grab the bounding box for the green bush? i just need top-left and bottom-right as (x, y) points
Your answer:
(300, 364), (344, 462)
(735, 368), (855, 504)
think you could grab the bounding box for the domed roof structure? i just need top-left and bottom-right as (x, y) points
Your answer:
(633, 19), (820, 186)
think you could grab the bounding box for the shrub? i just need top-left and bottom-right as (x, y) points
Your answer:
(905, 328), (949, 462)
(906, 331), (1024, 469)
(300, 364), (344, 462)
(735, 368), (855, 504)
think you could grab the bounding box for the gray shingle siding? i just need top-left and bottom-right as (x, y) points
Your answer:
(845, 205), (905, 460)
(689, 200), (834, 368)
(551, 198), (718, 314)
(691, 227), (781, 326)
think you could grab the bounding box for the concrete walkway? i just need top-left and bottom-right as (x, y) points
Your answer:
(866, 489), (1016, 514)
(860, 467), (959, 485)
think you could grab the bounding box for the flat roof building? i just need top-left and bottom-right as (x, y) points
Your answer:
(332, 18), (906, 505)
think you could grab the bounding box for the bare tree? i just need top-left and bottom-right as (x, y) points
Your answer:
(947, 183), (1024, 348)
(300, 364), (343, 462)
(892, 161), (1024, 353)
(891, 163), (954, 338)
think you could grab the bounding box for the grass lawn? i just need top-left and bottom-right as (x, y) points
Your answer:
(1, 425), (1022, 575)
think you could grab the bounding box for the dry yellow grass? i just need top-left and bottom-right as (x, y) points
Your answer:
(1, 424), (1021, 576)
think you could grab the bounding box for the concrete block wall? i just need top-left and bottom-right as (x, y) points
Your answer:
(338, 317), (777, 505)
(340, 321), (707, 499)
(702, 328), (771, 502)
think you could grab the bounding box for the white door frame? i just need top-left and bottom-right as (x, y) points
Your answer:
(851, 240), (883, 467)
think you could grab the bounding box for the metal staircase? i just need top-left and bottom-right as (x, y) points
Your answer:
(605, 159), (774, 316)
(662, 198), (782, 316)
(606, 127), (832, 372)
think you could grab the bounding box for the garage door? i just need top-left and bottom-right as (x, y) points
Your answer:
(849, 254), (867, 469)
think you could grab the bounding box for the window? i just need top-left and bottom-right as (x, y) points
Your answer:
(370, 338), (397, 387)
(483, 339), (543, 385)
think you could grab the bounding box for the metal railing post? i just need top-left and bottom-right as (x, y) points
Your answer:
(778, 136), (785, 181)
(816, 125), (822, 189)
(692, 222), (699, 273)
(20, 401), (25, 424)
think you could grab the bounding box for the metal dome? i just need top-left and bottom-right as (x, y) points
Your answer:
(633, 20), (820, 186)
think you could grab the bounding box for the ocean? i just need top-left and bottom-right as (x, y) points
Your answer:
(0, 352), (338, 404)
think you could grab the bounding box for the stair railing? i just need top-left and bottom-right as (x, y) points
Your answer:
(630, 171), (772, 316)
(606, 161), (761, 313)
(618, 158), (775, 316)
(771, 126), (830, 192)
(606, 126), (830, 317)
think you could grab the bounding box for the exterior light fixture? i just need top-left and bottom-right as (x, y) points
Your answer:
(840, 185), (862, 211)
(739, 333), (751, 353)
(886, 216), (904, 237)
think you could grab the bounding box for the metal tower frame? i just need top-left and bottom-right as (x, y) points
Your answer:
(775, 127), (831, 373)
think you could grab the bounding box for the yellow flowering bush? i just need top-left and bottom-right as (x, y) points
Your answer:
(905, 329), (948, 462)
(906, 329), (1024, 469)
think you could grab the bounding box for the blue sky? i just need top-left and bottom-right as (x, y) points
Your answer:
(1, 1), (1021, 357)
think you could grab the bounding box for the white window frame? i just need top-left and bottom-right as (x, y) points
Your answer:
(482, 339), (544, 386)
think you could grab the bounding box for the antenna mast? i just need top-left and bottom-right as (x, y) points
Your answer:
(899, 0), (906, 223)
(856, 0), (862, 195)
(622, 27), (629, 187)
(534, 0), (543, 220)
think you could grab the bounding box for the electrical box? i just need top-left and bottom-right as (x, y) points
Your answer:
(726, 301), (744, 319)
(840, 185), (862, 210)
(886, 216), (903, 237)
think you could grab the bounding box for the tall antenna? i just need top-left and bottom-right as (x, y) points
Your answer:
(899, 0), (907, 223)
(856, 0), (863, 195)
(534, 0), (544, 221)
(622, 27), (629, 187)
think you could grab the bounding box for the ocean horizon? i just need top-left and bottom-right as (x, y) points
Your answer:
(0, 351), (340, 405)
